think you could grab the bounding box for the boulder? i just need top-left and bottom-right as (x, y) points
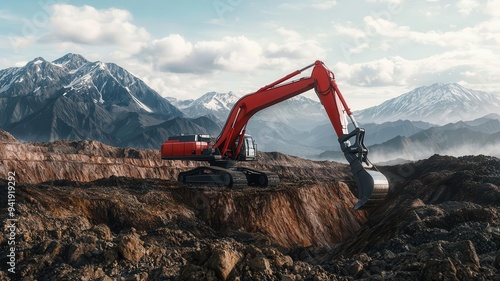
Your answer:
(207, 248), (243, 280)
(117, 230), (145, 263)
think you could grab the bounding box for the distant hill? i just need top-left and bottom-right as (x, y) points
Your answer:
(355, 83), (500, 125)
(301, 120), (436, 152)
(315, 115), (500, 163)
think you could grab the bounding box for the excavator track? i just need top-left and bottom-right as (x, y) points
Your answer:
(235, 167), (280, 187)
(178, 166), (248, 188)
(177, 166), (280, 188)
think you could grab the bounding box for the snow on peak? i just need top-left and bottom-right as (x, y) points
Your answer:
(53, 53), (88, 64)
(126, 87), (153, 113)
(182, 91), (241, 112)
(29, 57), (46, 64)
(97, 62), (106, 70)
(199, 91), (240, 111)
(52, 53), (89, 72)
(356, 83), (500, 125)
(169, 91), (241, 120)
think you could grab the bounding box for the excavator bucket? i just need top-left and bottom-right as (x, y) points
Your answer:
(350, 165), (389, 210)
(339, 127), (390, 209)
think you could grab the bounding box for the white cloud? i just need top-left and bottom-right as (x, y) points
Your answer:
(265, 28), (326, 63)
(312, 0), (338, 10)
(142, 72), (210, 99)
(337, 56), (410, 87)
(198, 36), (265, 72)
(334, 25), (367, 39)
(3, 35), (36, 51)
(336, 48), (500, 90)
(365, 0), (403, 4)
(457, 0), (481, 15)
(48, 4), (149, 52)
(141, 35), (266, 74)
(461, 70), (476, 77)
(143, 35), (193, 64)
(484, 0), (500, 16)
(362, 16), (491, 48)
(139, 27), (326, 75)
(279, 0), (337, 10)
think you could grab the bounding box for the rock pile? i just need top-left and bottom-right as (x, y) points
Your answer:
(318, 154), (500, 280)
(0, 133), (499, 280)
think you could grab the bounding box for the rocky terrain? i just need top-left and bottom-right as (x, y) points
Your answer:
(1, 130), (499, 280)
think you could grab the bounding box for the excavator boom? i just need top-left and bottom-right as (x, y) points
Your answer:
(161, 60), (389, 209)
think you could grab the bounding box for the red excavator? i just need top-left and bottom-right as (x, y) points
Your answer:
(161, 60), (389, 209)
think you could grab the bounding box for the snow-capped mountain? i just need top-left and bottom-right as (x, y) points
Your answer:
(172, 92), (328, 131)
(170, 91), (241, 122)
(0, 57), (70, 98)
(355, 83), (500, 125)
(4, 54), (498, 160)
(169, 92), (330, 157)
(252, 95), (328, 131)
(0, 53), (181, 116)
(52, 53), (88, 71)
(0, 54), (223, 148)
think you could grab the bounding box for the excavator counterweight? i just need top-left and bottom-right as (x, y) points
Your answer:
(161, 60), (389, 209)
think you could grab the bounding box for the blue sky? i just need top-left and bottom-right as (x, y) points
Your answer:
(1, 0), (499, 109)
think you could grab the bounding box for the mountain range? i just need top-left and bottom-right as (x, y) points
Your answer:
(168, 91), (329, 130)
(317, 114), (500, 163)
(168, 91), (241, 123)
(0, 54), (221, 148)
(1, 53), (499, 161)
(354, 83), (500, 125)
(167, 81), (500, 160)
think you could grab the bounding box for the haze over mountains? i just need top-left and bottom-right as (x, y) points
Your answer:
(318, 114), (500, 163)
(1, 53), (499, 162)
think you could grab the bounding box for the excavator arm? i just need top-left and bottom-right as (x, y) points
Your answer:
(213, 60), (389, 209)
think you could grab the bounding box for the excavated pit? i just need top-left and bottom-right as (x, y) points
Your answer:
(1, 130), (499, 280)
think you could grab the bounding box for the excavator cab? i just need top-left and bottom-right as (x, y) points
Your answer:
(236, 135), (257, 161)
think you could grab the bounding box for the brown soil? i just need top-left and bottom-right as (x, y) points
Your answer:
(0, 134), (499, 280)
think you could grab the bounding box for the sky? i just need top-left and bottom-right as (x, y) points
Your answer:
(1, 0), (499, 110)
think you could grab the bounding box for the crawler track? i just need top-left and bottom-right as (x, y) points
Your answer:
(178, 166), (248, 188)
(177, 166), (279, 188)
(236, 167), (280, 187)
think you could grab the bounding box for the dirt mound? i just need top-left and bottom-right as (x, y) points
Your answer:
(314, 154), (500, 280)
(31, 139), (153, 159)
(1, 133), (499, 280)
(0, 133), (350, 184)
(0, 130), (17, 142)
(0, 175), (365, 280)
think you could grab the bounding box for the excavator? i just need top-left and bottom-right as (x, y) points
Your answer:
(161, 60), (389, 209)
